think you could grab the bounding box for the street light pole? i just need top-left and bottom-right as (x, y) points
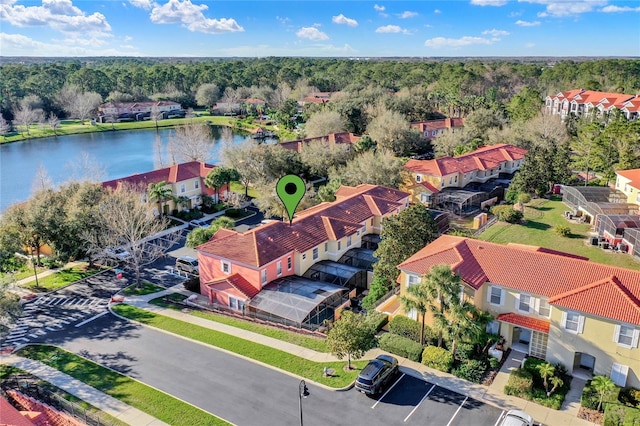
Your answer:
(299, 379), (309, 426)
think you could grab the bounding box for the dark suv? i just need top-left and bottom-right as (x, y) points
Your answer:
(354, 355), (399, 395)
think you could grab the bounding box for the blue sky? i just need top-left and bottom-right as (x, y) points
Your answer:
(1, 0), (639, 57)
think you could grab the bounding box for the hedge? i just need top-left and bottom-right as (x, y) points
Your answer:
(504, 368), (533, 396)
(378, 333), (423, 362)
(421, 346), (453, 373)
(388, 316), (423, 343)
(603, 404), (640, 426)
(365, 311), (389, 333)
(453, 359), (487, 384)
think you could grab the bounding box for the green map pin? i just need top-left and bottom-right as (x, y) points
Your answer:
(276, 175), (306, 225)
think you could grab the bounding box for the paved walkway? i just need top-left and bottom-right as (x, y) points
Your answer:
(0, 355), (168, 426)
(119, 285), (597, 426)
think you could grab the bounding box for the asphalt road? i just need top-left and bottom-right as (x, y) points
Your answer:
(44, 313), (506, 426)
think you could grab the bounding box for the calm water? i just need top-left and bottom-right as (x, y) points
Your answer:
(0, 126), (267, 212)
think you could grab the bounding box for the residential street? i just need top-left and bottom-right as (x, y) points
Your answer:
(42, 313), (505, 426)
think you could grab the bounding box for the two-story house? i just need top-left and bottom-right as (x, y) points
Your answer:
(195, 184), (410, 313)
(102, 161), (224, 214)
(545, 89), (636, 120)
(393, 235), (640, 388)
(410, 118), (464, 141)
(98, 101), (182, 119)
(616, 169), (640, 206)
(403, 144), (527, 206)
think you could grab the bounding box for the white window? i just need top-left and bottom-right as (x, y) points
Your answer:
(487, 286), (504, 306)
(287, 257), (292, 270)
(276, 261), (282, 276)
(486, 321), (499, 335)
(614, 324), (639, 348)
(407, 274), (420, 287)
(313, 248), (318, 260)
(347, 236), (352, 247)
(261, 269), (267, 284)
(517, 294), (532, 313)
(338, 241), (341, 250)
(180, 183), (186, 193)
(431, 130), (437, 136)
(416, 175), (421, 182)
(562, 311), (584, 334)
(195, 180), (200, 189)
(537, 298), (551, 318)
(221, 260), (231, 274)
(611, 363), (629, 387)
(324, 242), (328, 252)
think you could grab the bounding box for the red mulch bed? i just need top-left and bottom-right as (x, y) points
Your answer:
(578, 407), (603, 425)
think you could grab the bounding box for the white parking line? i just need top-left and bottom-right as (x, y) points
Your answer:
(445, 396), (469, 426)
(371, 373), (406, 409)
(403, 384), (436, 422)
(66, 298), (79, 306)
(494, 411), (506, 426)
(75, 311), (108, 327)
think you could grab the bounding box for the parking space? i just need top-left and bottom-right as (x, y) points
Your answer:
(365, 374), (504, 426)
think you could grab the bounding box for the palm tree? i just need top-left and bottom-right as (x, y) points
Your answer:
(537, 362), (556, 394)
(592, 375), (617, 411)
(446, 300), (492, 357)
(548, 376), (564, 397)
(423, 264), (462, 347)
(399, 278), (431, 345)
(147, 181), (173, 217)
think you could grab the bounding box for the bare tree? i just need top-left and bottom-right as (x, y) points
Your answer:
(90, 185), (179, 286)
(219, 87), (241, 115)
(66, 152), (107, 183)
(0, 116), (11, 137)
(103, 113), (118, 130)
(365, 106), (413, 156)
(299, 139), (354, 178)
(31, 163), (54, 193)
(13, 104), (44, 137)
(195, 83), (219, 109)
(252, 179), (317, 219)
(268, 82), (292, 109)
(47, 113), (61, 136)
(153, 133), (166, 169)
(73, 91), (102, 124)
(303, 110), (347, 138)
(150, 105), (163, 129)
(221, 139), (266, 196)
(167, 123), (212, 163)
(56, 84), (81, 116)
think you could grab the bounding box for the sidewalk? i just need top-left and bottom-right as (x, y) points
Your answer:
(7, 261), (86, 299)
(0, 355), (168, 426)
(120, 285), (598, 426)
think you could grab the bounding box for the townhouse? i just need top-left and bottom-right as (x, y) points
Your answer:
(195, 184), (410, 325)
(98, 101), (182, 119)
(394, 235), (640, 388)
(102, 161), (223, 214)
(616, 169), (640, 206)
(279, 132), (360, 153)
(410, 117), (464, 141)
(545, 89), (638, 121)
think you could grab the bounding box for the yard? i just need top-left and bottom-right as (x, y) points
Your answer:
(23, 263), (103, 291)
(479, 197), (640, 270)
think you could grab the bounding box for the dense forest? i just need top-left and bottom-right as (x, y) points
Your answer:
(1, 57), (639, 120)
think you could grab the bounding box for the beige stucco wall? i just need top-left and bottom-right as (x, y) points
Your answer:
(616, 174), (640, 205)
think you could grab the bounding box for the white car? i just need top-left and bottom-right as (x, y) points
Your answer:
(189, 219), (209, 229)
(104, 247), (131, 260)
(498, 410), (534, 426)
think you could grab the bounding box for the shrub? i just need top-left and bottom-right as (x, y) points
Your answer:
(455, 342), (476, 361)
(489, 357), (500, 370)
(453, 359), (487, 383)
(422, 346), (453, 373)
(582, 379), (621, 411)
(361, 277), (389, 310)
(530, 387), (565, 410)
(225, 208), (244, 218)
(183, 276), (200, 293)
(603, 404), (640, 426)
(491, 205), (523, 223)
(619, 387), (640, 408)
(365, 311), (388, 333)
(378, 333), (423, 362)
(555, 225), (571, 237)
(504, 369), (533, 396)
(388, 316), (422, 343)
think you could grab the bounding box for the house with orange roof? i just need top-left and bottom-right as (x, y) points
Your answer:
(279, 132), (360, 153)
(402, 144), (527, 207)
(616, 169), (640, 206)
(388, 235), (640, 387)
(545, 89), (636, 120)
(195, 184), (410, 324)
(410, 117), (464, 140)
(102, 161), (223, 214)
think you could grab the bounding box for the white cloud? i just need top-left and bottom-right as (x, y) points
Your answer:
(276, 16), (290, 25)
(471, 0), (508, 6)
(375, 25), (410, 34)
(129, 0), (153, 10)
(296, 26), (329, 40)
(434, 9), (442, 14)
(332, 13), (358, 26)
(482, 28), (509, 37)
(374, 4), (385, 11)
(149, 0), (243, 34)
(0, 32), (141, 56)
(425, 36), (494, 48)
(124, 35), (133, 42)
(398, 11), (418, 18)
(525, 42), (535, 48)
(519, 0), (606, 17)
(0, 0), (111, 35)
(516, 19), (541, 26)
(601, 5), (640, 12)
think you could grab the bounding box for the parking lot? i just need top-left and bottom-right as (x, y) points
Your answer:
(354, 373), (505, 426)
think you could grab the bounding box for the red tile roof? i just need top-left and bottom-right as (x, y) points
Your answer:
(206, 273), (260, 298)
(404, 144), (527, 177)
(411, 118), (464, 133)
(0, 396), (36, 426)
(102, 161), (215, 190)
(420, 181), (440, 193)
(617, 169), (640, 190)
(551, 89), (635, 109)
(497, 313), (550, 333)
(399, 235), (640, 324)
(197, 185), (409, 267)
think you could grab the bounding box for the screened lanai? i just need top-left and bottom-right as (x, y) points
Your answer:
(596, 215), (640, 240)
(563, 186), (631, 223)
(361, 234), (380, 250)
(246, 276), (347, 330)
(303, 260), (368, 292)
(435, 190), (484, 216)
(338, 248), (377, 271)
(625, 229), (640, 259)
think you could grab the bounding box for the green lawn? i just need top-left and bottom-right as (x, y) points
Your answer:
(2, 265), (47, 282)
(122, 282), (165, 296)
(23, 263), (103, 291)
(149, 295), (329, 352)
(17, 346), (229, 426)
(229, 181), (259, 198)
(479, 198), (640, 270)
(112, 303), (364, 387)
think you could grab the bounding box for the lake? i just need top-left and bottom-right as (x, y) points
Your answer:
(0, 126), (268, 212)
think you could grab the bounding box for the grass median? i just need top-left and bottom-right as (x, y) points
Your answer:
(24, 263), (103, 291)
(16, 345), (230, 426)
(112, 303), (364, 387)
